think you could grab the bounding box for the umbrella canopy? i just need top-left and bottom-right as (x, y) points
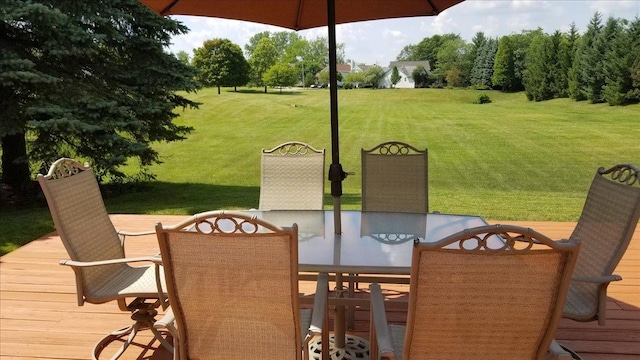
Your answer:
(139, 0), (465, 233)
(141, 0), (464, 30)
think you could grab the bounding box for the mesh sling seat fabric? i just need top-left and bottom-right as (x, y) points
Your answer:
(361, 141), (428, 213)
(564, 164), (640, 325)
(369, 225), (581, 360)
(154, 210), (330, 360)
(352, 141), (428, 327)
(36, 158), (170, 360)
(260, 141), (325, 210)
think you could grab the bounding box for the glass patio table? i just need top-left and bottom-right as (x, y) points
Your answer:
(243, 209), (489, 358)
(253, 210), (488, 273)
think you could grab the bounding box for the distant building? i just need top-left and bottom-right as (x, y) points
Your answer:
(318, 60), (431, 88)
(379, 61), (431, 89)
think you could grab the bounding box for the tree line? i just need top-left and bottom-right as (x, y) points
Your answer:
(399, 12), (640, 106)
(180, 31), (391, 92)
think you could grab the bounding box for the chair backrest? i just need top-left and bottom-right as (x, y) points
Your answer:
(156, 211), (303, 360)
(404, 225), (579, 360)
(259, 141), (325, 210)
(361, 141), (428, 213)
(566, 164), (640, 320)
(37, 158), (126, 304)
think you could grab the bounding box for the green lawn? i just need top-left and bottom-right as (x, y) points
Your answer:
(2, 87), (639, 254)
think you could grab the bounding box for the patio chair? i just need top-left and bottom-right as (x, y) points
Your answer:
(260, 141), (325, 210)
(351, 141), (428, 325)
(369, 224), (580, 360)
(36, 158), (170, 360)
(564, 163), (640, 325)
(154, 210), (330, 360)
(361, 141), (428, 213)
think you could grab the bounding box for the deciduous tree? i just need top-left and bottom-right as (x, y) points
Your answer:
(248, 37), (278, 92)
(263, 62), (298, 93)
(363, 65), (384, 89)
(344, 71), (365, 88)
(192, 38), (250, 94)
(411, 66), (428, 88)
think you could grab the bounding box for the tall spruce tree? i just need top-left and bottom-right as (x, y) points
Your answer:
(603, 18), (633, 105)
(548, 31), (569, 98)
(471, 37), (496, 88)
(523, 33), (553, 101)
(492, 36), (516, 91)
(559, 24), (580, 98)
(628, 18), (640, 102)
(510, 29), (543, 92)
(578, 12), (606, 103)
(1, 0), (200, 191)
(569, 40), (587, 100)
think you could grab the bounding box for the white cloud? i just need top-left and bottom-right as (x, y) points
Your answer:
(590, 0), (639, 14)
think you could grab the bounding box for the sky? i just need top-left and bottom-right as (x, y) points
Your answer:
(165, 0), (640, 66)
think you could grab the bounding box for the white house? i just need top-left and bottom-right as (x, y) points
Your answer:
(378, 61), (431, 88)
(317, 60), (431, 88)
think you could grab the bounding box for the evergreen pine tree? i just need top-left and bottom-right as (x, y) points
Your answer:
(628, 18), (640, 102)
(1, 0), (200, 189)
(560, 24), (580, 98)
(492, 36), (516, 91)
(603, 18), (635, 105)
(579, 12), (606, 103)
(523, 33), (553, 101)
(548, 31), (568, 98)
(470, 37), (497, 88)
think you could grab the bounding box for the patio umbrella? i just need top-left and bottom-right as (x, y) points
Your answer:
(139, 0), (465, 234)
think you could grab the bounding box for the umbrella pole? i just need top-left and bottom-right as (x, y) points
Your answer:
(327, 0), (345, 236)
(327, 0), (345, 352)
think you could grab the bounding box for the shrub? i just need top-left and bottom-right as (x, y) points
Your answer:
(474, 93), (492, 104)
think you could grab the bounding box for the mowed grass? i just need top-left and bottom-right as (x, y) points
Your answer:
(2, 87), (639, 254)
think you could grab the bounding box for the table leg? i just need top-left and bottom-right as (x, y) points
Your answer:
(308, 272), (369, 360)
(334, 272), (346, 348)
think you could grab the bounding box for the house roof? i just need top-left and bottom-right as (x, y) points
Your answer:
(336, 63), (352, 72)
(389, 60), (431, 74)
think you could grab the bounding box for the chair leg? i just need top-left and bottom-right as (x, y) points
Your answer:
(92, 303), (174, 359)
(347, 274), (356, 330)
(93, 323), (139, 360)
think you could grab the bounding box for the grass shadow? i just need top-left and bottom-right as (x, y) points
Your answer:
(103, 181), (261, 215)
(230, 88), (306, 96)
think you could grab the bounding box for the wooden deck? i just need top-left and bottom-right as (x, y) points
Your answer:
(1, 214), (638, 359)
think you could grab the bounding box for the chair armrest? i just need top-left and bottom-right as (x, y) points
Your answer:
(117, 229), (155, 247)
(370, 283), (395, 359)
(154, 307), (178, 337)
(117, 229), (155, 237)
(572, 274), (622, 284)
(548, 339), (574, 360)
(154, 307), (175, 329)
(309, 273), (329, 336)
(59, 256), (159, 267)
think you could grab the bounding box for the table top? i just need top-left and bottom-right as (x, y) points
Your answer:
(248, 210), (488, 274)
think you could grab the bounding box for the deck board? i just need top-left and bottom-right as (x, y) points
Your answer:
(1, 214), (638, 359)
